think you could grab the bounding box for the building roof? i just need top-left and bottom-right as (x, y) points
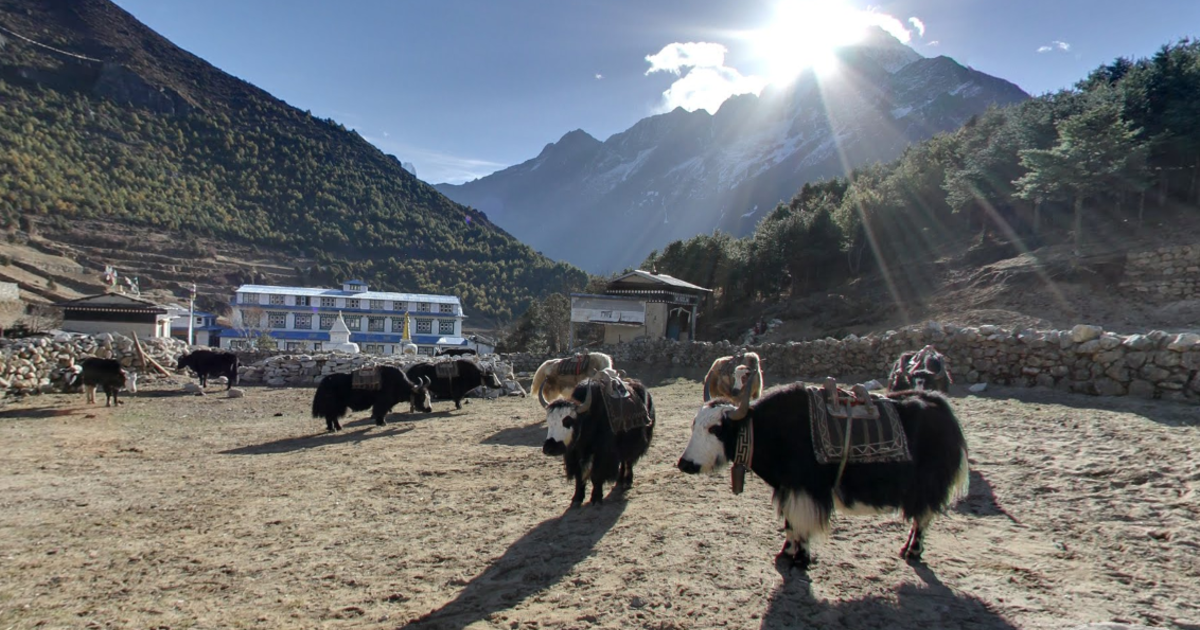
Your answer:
(55, 292), (169, 314)
(608, 270), (712, 292)
(234, 283), (461, 305)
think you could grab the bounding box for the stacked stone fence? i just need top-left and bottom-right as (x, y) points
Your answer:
(1120, 244), (1200, 301)
(505, 322), (1200, 402)
(0, 333), (191, 394)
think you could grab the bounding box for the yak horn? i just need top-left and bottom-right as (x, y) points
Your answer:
(727, 370), (755, 421)
(576, 383), (594, 415)
(538, 381), (550, 408)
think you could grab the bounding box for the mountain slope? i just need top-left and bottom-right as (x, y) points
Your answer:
(0, 0), (584, 321)
(437, 28), (1028, 273)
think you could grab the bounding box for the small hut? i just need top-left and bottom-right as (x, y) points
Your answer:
(570, 270), (711, 346)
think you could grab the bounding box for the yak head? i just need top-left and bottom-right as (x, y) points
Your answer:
(542, 385), (593, 456)
(174, 353), (194, 374)
(125, 370), (138, 395)
(483, 368), (503, 389)
(730, 364), (751, 396)
(410, 375), (434, 412)
(678, 376), (754, 474)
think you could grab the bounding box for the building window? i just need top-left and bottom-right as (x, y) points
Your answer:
(294, 313), (312, 329)
(416, 302), (431, 312)
(416, 319), (432, 334)
(391, 317), (406, 333)
(439, 320), (455, 335)
(394, 302), (407, 311)
(268, 312), (287, 328)
(368, 317), (385, 332)
(240, 293), (261, 305)
(312, 342), (322, 352)
(321, 297), (337, 308)
(369, 299), (385, 310)
(438, 303), (455, 314)
(295, 295), (310, 307)
(344, 315), (362, 330)
(229, 339), (250, 350)
(269, 294), (285, 306)
(346, 298), (360, 309)
(417, 346), (434, 356)
(320, 315), (336, 330)
(195, 316), (204, 326)
(363, 343), (384, 354)
(286, 342), (304, 352)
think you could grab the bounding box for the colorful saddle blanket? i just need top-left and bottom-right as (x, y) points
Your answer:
(602, 384), (653, 434)
(808, 380), (910, 465)
(352, 366), (382, 391)
(557, 353), (589, 377)
(435, 362), (459, 379)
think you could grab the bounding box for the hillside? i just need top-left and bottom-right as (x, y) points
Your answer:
(437, 27), (1028, 273)
(0, 0), (586, 322)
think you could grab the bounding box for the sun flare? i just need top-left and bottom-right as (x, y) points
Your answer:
(753, 1), (873, 82)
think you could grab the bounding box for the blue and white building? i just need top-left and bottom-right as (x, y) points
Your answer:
(222, 280), (467, 355)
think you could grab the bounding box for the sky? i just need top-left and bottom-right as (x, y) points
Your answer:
(111, 0), (1200, 185)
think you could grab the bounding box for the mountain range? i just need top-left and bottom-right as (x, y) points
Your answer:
(435, 28), (1029, 274)
(0, 0), (584, 322)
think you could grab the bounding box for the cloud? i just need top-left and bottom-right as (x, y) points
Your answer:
(907, 17), (925, 38)
(361, 134), (507, 185)
(645, 42), (768, 113)
(926, 40), (939, 47)
(595, 73), (604, 80)
(1037, 40), (1071, 53)
(862, 10), (914, 43)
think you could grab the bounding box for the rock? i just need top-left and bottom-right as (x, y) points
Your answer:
(968, 383), (988, 393)
(1070, 324), (1104, 343)
(227, 388), (245, 398)
(1167, 332), (1200, 352)
(182, 383), (204, 395)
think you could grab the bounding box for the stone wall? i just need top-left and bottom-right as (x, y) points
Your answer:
(237, 353), (521, 394)
(0, 333), (190, 394)
(505, 323), (1200, 402)
(1120, 245), (1200, 301)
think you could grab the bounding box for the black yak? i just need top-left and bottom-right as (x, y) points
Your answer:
(542, 369), (655, 507)
(79, 357), (137, 407)
(176, 350), (240, 390)
(405, 359), (503, 410)
(678, 374), (968, 571)
(311, 366), (433, 432)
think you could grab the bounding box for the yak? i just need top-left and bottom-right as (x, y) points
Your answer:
(405, 359), (503, 410)
(889, 345), (953, 393)
(532, 351), (614, 407)
(176, 349), (240, 390)
(311, 366), (433, 432)
(543, 369), (655, 507)
(702, 351), (764, 402)
(79, 357), (137, 407)
(678, 373), (969, 571)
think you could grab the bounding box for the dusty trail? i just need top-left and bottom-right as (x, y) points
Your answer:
(0, 377), (1195, 629)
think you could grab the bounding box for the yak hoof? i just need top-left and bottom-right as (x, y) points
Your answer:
(900, 545), (924, 562)
(375, 419), (387, 426)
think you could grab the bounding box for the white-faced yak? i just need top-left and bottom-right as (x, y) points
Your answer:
(542, 369), (655, 507)
(405, 359), (503, 410)
(702, 351), (764, 402)
(888, 345), (953, 393)
(311, 366), (433, 432)
(532, 352), (614, 407)
(677, 374), (969, 571)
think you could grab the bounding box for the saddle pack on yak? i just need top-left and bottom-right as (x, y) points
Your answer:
(593, 368), (653, 434)
(351, 365), (382, 391)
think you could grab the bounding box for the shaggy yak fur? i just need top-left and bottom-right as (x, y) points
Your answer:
(531, 352), (614, 407)
(542, 378), (655, 507)
(678, 381), (969, 571)
(310, 366), (433, 432)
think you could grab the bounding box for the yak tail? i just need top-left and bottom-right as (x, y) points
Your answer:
(230, 356), (241, 386)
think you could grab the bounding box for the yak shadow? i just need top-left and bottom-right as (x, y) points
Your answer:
(0, 405), (88, 419)
(220, 424), (414, 455)
(400, 501), (626, 629)
(480, 420), (546, 447)
(954, 470), (1023, 526)
(760, 561), (1018, 630)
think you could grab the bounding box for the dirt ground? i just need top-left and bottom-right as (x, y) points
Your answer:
(0, 371), (1197, 630)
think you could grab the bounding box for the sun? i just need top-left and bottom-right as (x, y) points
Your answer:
(752, 1), (870, 82)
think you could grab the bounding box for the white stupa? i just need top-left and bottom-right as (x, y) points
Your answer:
(327, 312), (360, 354)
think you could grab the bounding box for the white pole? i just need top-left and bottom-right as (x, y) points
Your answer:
(187, 283), (196, 346)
